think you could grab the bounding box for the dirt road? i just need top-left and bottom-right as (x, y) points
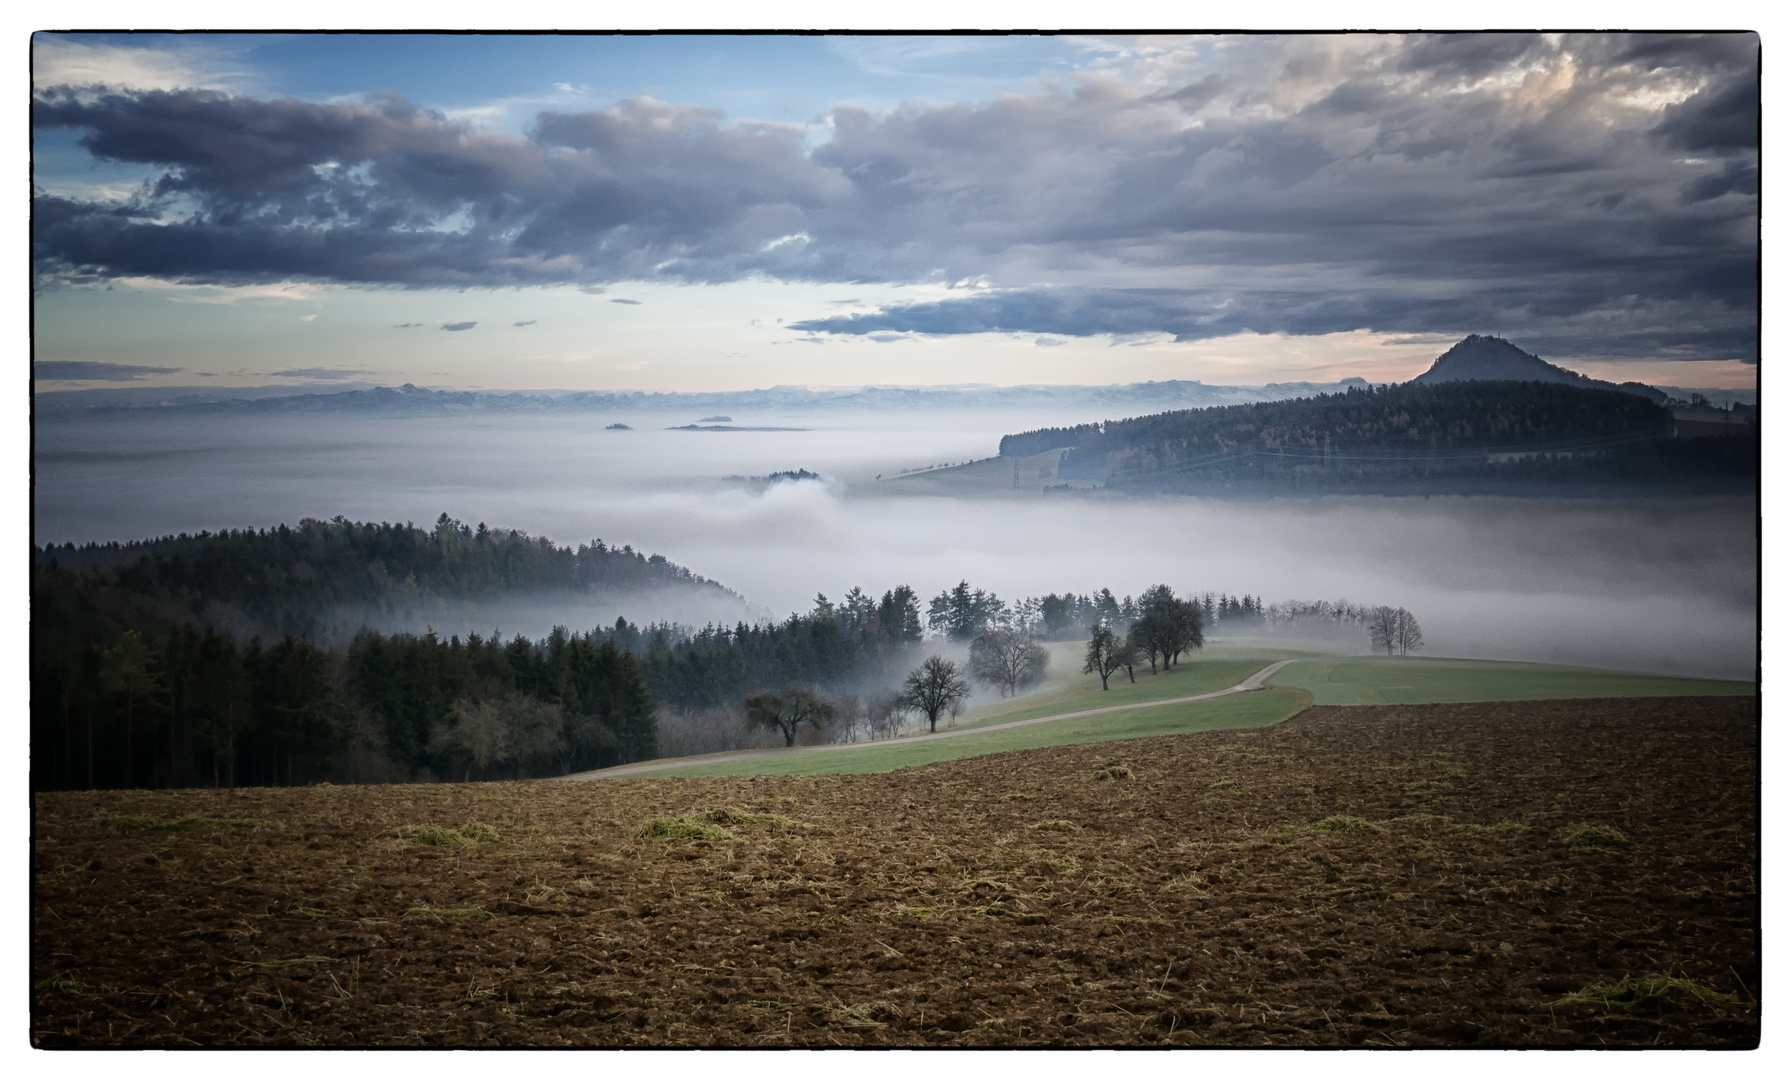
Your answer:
(564, 659), (1299, 780)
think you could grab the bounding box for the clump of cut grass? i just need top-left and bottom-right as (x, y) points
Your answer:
(1092, 765), (1134, 782)
(1031, 819), (1081, 832)
(635, 816), (734, 842)
(407, 825), (460, 846)
(699, 806), (799, 829)
(403, 822), (502, 847)
(892, 906), (935, 919)
(1208, 780), (1238, 790)
(1160, 876), (1211, 897)
(1388, 813), (1452, 827)
(1561, 824), (1630, 850)
(1022, 848), (1080, 874)
(966, 904), (1013, 918)
(1553, 975), (1749, 1013)
(1309, 815), (1382, 835)
(35, 973), (91, 997)
(103, 815), (282, 834)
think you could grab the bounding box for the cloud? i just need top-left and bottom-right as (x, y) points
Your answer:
(35, 360), (180, 381)
(32, 35), (244, 92)
(441, 321), (477, 332)
(513, 319), (537, 327)
(270, 367), (369, 380)
(30, 34), (1758, 362)
(609, 299), (641, 305)
(789, 286), (1755, 364)
(394, 322), (423, 328)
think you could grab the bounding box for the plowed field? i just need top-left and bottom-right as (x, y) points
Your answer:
(32, 695), (1758, 1047)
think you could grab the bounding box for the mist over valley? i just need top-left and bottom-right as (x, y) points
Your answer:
(35, 401), (1755, 680)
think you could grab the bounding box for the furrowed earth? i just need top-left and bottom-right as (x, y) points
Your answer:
(32, 696), (1757, 1048)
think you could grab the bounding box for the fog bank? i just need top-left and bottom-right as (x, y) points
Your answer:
(35, 410), (1756, 680)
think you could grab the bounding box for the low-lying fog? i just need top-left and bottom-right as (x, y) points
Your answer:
(34, 408), (1757, 680)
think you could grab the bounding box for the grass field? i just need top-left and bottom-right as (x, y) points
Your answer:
(639, 687), (1310, 778)
(587, 646), (1753, 781)
(1267, 655), (1756, 706)
(947, 641), (1289, 730)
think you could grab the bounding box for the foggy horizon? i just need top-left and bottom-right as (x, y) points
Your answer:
(34, 408), (1758, 681)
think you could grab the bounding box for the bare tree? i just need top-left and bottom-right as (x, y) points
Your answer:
(1083, 624), (1126, 690)
(1114, 633), (1140, 683)
(865, 691), (909, 741)
(1393, 608), (1424, 657)
(900, 656), (970, 732)
(744, 686), (838, 747)
(968, 628), (1050, 697)
(1367, 606), (1402, 655)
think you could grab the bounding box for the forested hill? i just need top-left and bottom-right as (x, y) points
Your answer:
(1409, 334), (1667, 402)
(1000, 382), (1754, 495)
(34, 514), (745, 641)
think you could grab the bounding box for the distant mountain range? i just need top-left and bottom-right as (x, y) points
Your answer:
(34, 336), (1754, 418)
(34, 377), (1379, 418)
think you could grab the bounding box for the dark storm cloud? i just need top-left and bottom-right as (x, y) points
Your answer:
(35, 360), (181, 381)
(441, 321), (476, 332)
(32, 34), (1758, 360)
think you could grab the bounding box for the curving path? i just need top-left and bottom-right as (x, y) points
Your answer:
(559, 658), (1299, 781)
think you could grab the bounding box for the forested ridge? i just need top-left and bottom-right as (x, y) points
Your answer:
(1000, 382), (1755, 493)
(30, 516), (732, 791)
(37, 513), (740, 641)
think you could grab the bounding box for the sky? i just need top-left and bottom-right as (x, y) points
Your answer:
(30, 30), (1761, 393)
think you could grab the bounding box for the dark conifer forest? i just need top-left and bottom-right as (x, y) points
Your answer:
(30, 517), (932, 790)
(31, 517), (677, 790)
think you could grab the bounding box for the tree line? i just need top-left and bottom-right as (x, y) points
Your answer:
(35, 513), (742, 642)
(32, 556), (659, 792)
(32, 514), (1423, 789)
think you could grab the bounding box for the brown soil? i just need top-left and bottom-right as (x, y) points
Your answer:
(32, 696), (1758, 1048)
